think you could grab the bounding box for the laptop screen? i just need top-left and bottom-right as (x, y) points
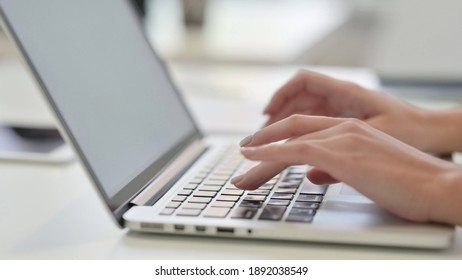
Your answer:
(0, 0), (200, 213)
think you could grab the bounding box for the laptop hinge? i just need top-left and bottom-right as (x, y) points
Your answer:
(130, 140), (206, 206)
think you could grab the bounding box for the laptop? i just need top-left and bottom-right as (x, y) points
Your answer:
(0, 0), (454, 249)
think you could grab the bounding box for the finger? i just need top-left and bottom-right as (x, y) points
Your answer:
(242, 115), (344, 147)
(306, 168), (339, 185)
(264, 70), (346, 115)
(263, 94), (325, 127)
(240, 141), (333, 170)
(232, 161), (287, 190)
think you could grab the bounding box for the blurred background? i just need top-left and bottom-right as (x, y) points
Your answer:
(138, 0), (462, 99)
(1, 0), (462, 131)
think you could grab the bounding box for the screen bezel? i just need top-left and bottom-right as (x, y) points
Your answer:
(0, 0), (203, 225)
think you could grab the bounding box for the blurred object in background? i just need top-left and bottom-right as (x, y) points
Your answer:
(145, 0), (350, 64)
(369, 0), (462, 84)
(182, 0), (206, 27)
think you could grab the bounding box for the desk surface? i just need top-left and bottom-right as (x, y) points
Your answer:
(1, 61), (461, 259)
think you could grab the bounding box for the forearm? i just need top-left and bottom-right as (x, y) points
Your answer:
(422, 108), (462, 153)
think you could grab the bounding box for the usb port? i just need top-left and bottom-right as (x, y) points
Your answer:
(216, 227), (234, 234)
(195, 225), (206, 232)
(174, 224), (185, 231)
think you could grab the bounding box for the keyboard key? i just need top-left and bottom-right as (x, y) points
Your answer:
(209, 175), (230, 181)
(259, 185), (274, 191)
(196, 171), (209, 178)
(240, 200), (263, 208)
(259, 206), (286, 221)
(282, 178), (302, 185)
(165, 201), (181, 209)
(189, 178), (203, 184)
(285, 173), (306, 180)
(178, 189), (192, 196)
(177, 209), (202, 216)
(211, 201), (235, 208)
(204, 207), (231, 218)
(267, 178), (278, 184)
(286, 214), (314, 223)
(274, 187), (297, 194)
(289, 208), (316, 216)
(184, 183), (199, 190)
(182, 203), (207, 210)
(231, 207), (258, 219)
(188, 197), (212, 204)
(160, 208), (175, 216)
(221, 189), (244, 196)
(247, 190), (270, 196)
(203, 179), (227, 186)
(277, 183), (299, 189)
(216, 195), (240, 202)
(287, 166), (308, 173)
(198, 185), (222, 192)
(267, 199), (290, 206)
(172, 195), (187, 202)
(192, 191), (217, 198)
(243, 195), (266, 202)
(212, 171), (234, 176)
(271, 193), (294, 200)
(296, 194), (323, 202)
(300, 183), (327, 195)
(293, 202), (319, 209)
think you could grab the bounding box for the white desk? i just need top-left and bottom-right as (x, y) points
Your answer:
(1, 61), (462, 259)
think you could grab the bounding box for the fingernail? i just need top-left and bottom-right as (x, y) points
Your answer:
(231, 174), (244, 185)
(239, 135), (253, 147)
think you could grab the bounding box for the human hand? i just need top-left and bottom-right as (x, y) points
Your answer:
(232, 115), (458, 223)
(263, 70), (434, 152)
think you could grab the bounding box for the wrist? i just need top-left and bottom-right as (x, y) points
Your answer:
(429, 164), (462, 225)
(421, 109), (462, 153)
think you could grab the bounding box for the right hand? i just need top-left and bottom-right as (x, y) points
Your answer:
(233, 115), (462, 225)
(263, 70), (432, 152)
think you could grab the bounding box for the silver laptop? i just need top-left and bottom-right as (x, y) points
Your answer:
(0, 0), (454, 249)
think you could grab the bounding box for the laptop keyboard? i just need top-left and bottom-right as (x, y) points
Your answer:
(159, 146), (326, 223)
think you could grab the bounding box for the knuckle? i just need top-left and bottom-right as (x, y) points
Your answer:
(340, 118), (364, 133)
(286, 114), (308, 136)
(287, 114), (305, 127)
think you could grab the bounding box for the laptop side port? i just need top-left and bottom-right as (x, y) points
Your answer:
(140, 222), (164, 230)
(216, 227), (234, 234)
(195, 225), (206, 232)
(174, 224), (185, 231)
